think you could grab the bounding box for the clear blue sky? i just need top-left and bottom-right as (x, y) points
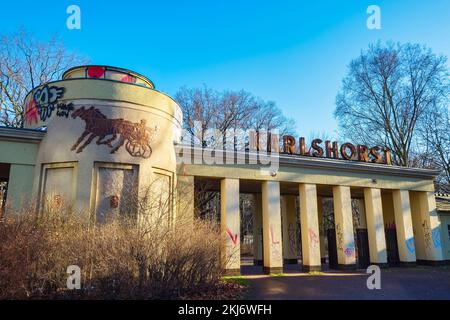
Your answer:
(2, 0), (449, 138)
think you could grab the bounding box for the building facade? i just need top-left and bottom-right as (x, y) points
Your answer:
(437, 194), (450, 261)
(0, 65), (448, 275)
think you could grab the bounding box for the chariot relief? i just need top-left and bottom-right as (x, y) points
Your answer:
(71, 106), (158, 159)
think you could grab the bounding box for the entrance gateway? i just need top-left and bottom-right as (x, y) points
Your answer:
(0, 65), (447, 275)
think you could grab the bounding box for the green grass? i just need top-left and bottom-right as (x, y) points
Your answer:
(222, 276), (250, 286)
(308, 271), (325, 276)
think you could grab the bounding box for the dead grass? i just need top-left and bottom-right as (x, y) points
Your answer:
(0, 201), (226, 299)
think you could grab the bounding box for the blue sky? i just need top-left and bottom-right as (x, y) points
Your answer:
(2, 0), (449, 138)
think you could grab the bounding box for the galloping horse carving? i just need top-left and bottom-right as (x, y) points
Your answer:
(71, 106), (157, 159)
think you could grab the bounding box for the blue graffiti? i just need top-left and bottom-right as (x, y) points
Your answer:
(432, 229), (441, 248)
(405, 238), (415, 254)
(344, 243), (355, 257)
(33, 85), (65, 122)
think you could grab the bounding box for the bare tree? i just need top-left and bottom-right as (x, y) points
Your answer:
(176, 86), (297, 222)
(216, 90), (258, 134)
(420, 103), (450, 192)
(0, 30), (88, 127)
(250, 100), (296, 136)
(334, 42), (449, 166)
(175, 86), (219, 146)
(175, 86), (296, 148)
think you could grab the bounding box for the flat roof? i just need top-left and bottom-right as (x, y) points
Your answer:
(177, 145), (440, 180)
(436, 194), (450, 212)
(0, 126), (46, 142)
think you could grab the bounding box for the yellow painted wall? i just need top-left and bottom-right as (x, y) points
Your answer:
(22, 74), (181, 220)
(0, 140), (39, 165)
(0, 140), (39, 211)
(6, 164), (35, 211)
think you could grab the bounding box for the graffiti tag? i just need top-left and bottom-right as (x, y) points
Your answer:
(422, 220), (433, 250)
(226, 228), (238, 247)
(405, 238), (415, 254)
(269, 225), (282, 261)
(33, 85), (65, 122)
(308, 228), (320, 246)
(71, 107), (158, 159)
(25, 86), (75, 125)
(270, 225), (280, 245)
(25, 99), (39, 125)
(432, 228), (441, 249)
(56, 103), (75, 118)
(344, 245), (355, 257)
(271, 246), (282, 262)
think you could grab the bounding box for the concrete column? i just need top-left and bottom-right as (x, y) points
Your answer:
(363, 188), (388, 265)
(392, 190), (416, 264)
(300, 184), (322, 271)
(333, 185), (356, 268)
(221, 178), (240, 275)
(253, 193), (263, 265)
(281, 195), (299, 264)
(410, 193), (426, 260)
(317, 196), (327, 263)
(416, 191), (444, 264)
(262, 181), (283, 274)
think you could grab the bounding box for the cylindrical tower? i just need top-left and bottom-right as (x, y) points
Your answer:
(23, 65), (182, 222)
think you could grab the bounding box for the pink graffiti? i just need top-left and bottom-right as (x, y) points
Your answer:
(25, 99), (39, 125)
(226, 228), (238, 247)
(270, 225), (280, 245)
(308, 228), (320, 245)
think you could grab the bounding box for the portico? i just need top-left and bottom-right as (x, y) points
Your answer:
(178, 148), (445, 275)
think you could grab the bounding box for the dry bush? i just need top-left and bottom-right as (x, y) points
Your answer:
(0, 195), (223, 299)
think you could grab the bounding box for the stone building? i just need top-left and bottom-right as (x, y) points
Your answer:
(0, 65), (448, 275)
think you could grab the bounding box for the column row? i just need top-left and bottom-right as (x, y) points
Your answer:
(220, 178), (445, 275)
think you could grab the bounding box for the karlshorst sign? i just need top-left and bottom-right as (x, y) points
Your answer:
(250, 133), (392, 165)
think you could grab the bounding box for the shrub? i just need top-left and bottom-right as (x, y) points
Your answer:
(0, 203), (223, 299)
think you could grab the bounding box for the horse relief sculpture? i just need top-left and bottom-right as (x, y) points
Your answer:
(70, 106), (158, 159)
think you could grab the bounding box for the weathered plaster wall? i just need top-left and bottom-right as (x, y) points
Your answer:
(0, 139), (39, 211)
(22, 68), (182, 222)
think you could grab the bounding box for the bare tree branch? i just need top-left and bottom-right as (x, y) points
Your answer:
(0, 30), (88, 127)
(334, 42), (449, 168)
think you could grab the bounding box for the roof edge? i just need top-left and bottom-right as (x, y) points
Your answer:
(0, 126), (46, 142)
